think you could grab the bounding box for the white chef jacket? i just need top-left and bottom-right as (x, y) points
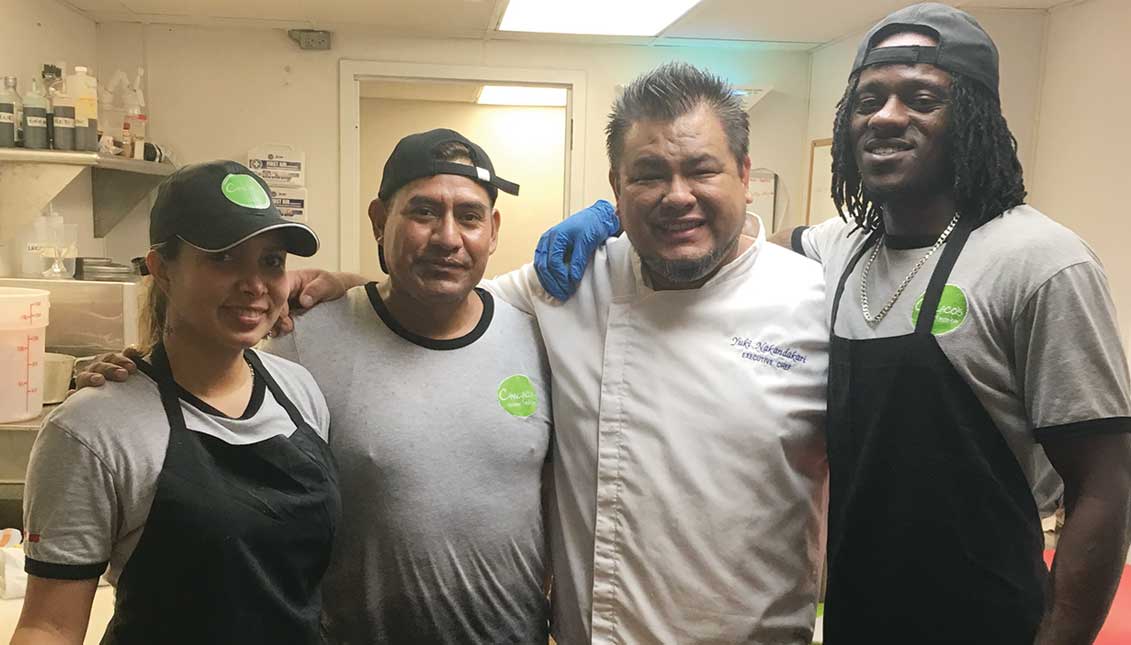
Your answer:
(485, 216), (829, 644)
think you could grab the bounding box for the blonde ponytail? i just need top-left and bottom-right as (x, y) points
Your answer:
(139, 240), (182, 353)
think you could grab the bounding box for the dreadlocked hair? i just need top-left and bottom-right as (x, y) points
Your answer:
(830, 70), (1027, 232)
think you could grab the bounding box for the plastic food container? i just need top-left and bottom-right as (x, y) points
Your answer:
(0, 288), (50, 422)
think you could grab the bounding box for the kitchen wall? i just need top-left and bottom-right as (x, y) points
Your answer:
(1027, 0), (1131, 354)
(359, 98), (565, 279)
(1, 0), (98, 110)
(96, 22), (813, 271)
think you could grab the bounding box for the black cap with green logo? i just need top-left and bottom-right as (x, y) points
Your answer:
(149, 160), (319, 257)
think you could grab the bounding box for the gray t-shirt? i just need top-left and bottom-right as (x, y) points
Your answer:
(22, 350), (330, 583)
(265, 284), (552, 645)
(799, 205), (1131, 512)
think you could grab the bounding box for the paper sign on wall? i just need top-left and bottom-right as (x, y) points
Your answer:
(750, 171), (777, 225)
(248, 144), (306, 188)
(270, 186), (307, 220)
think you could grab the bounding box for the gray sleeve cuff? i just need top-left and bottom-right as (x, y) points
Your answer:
(791, 226), (809, 256)
(1035, 417), (1131, 443)
(25, 557), (108, 580)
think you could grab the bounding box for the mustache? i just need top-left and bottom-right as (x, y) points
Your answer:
(416, 256), (469, 269)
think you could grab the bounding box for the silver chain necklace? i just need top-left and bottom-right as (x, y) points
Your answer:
(859, 212), (961, 325)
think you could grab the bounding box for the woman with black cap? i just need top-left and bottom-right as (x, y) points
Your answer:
(12, 161), (340, 645)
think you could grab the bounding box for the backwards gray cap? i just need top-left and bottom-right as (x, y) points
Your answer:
(851, 2), (999, 99)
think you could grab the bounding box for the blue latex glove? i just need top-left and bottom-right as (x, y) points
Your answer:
(534, 200), (620, 301)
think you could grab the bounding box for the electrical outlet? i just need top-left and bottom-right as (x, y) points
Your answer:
(288, 29), (332, 51)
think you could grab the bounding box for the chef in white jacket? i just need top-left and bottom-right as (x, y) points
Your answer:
(482, 62), (829, 644)
(271, 61), (831, 644)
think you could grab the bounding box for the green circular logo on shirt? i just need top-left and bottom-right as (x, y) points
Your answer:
(498, 375), (538, 418)
(221, 174), (271, 209)
(912, 284), (969, 335)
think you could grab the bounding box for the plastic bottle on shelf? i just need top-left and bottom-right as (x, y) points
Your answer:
(128, 112), (147, 160)
(0, 77), (19, 147)
(19, 203), (63, 277)
(120, 120), (132, 158)
(41, 64), (65, 150)
(21, 79), (49, 150)
(7, 78), (23, 146)
(67, 66), (99, 151)
(120, 68), (147, 160)
(50, 91), (76, 151)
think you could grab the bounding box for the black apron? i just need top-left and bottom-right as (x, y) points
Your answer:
(102, 344), (340, 645)
(823, 221), (1047, 644)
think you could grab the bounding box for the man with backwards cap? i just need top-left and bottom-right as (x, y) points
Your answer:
(266, 129), (554, 644)
(784, 5), (1130, 643)
(79, 133), (554, 643)
(537, 4), (1131, 643)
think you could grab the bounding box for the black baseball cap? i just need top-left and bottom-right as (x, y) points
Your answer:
(150, 160), (319, 257)
(852, 2), (999, 99)
(377, 129), (520, 204)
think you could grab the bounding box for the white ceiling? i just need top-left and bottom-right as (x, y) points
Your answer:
(61, 0), (1073, 48)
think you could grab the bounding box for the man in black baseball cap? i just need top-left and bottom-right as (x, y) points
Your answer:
(150, 160), (318, 256)
(269, 129), (550, 644)
(773, 3), (1131, 644)
(371, 128), (519, 275)
(291, 130), (552, 644)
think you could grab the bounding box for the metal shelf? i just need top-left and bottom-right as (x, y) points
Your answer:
(91, 155), (174, 236)
(0, 149), (98, 166)
(94, 154), (175, 176)
(0, 148), (175, 239)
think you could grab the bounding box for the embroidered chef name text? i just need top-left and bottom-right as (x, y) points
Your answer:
(730, 337), (808, 371)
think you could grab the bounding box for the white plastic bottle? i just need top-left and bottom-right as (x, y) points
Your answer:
(66, 66), (99, 152)
(19, 203), (68, 278)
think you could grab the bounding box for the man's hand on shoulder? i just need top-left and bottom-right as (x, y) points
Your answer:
(273, 269), (366, 336)
(73, 347), (144, 390)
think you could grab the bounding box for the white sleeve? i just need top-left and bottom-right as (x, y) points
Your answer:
(480, 263), (545, 316)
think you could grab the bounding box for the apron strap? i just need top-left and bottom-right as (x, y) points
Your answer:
(830, 227), (884, 329)
(244, 350), (309, 430)
(913, 217), (974, 335)
(143, 343), (191, 433)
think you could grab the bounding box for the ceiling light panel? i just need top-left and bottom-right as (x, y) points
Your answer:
(498, 0), (703, 37)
